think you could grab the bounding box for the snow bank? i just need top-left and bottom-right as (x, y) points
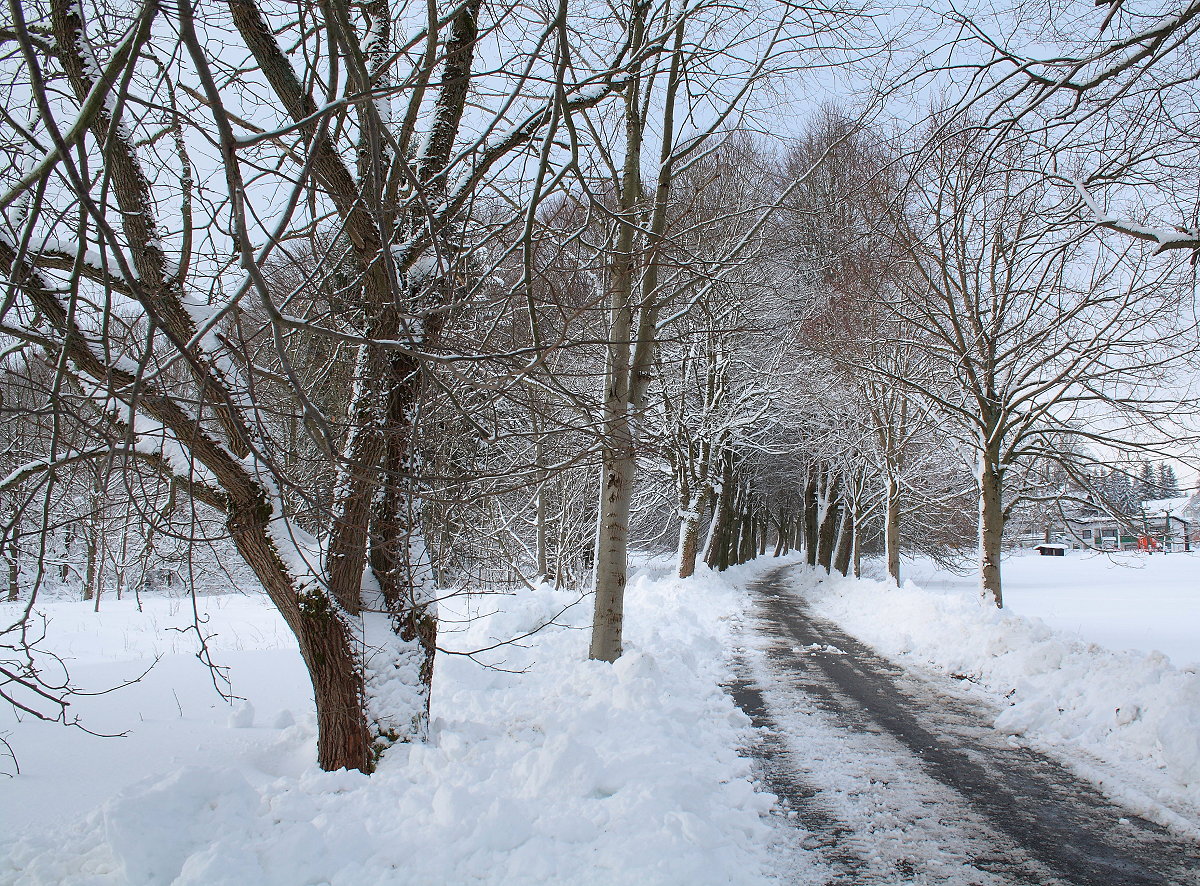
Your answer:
(1, 561), (782, 885)
(798, 568), (1200, 832)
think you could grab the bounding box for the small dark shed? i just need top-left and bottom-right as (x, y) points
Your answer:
(1036, 544), (1067, 557)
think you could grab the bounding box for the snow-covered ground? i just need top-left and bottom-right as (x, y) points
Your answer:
(0, 559), (798, 886)
(4, 550), (1197, 884)
(905, 551), (1200, 669)
(804, 552), (1200, 837)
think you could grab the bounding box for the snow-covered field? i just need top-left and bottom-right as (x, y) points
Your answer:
(0, 560), (791, 886)
(805, 552), (1200, 836)
(905, 551), (1200, 668)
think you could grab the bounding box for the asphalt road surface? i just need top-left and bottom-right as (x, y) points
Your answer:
(731, 564), (1200, 886)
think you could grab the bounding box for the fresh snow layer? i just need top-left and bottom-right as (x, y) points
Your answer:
(0, 560), (795, 886)
(799, 559), (1200, 834)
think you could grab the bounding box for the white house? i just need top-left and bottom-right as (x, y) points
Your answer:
(1067, 491), (1200, 552)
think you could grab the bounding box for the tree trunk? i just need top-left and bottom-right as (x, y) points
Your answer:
(591, 5), (685, 658)
(704, 452), (735, 570)
(852, 513), (862, 578)
(738, 508), (755, 565)
(832, 502), (853, 576)
(297, 606), (375, 771)
(677, 486), (710, 579)
(367, 344), (441, 740)
(589, 174), (638, 659)
(83, 530), (97, 602)
(589, 0), (648, 663)
(803, 471), (819, 566)
(979, 458), (1005, 607)
(816, 473), (842, 572)
(536, 481), (549, 583)
(772, 514), (787, 557)
(884, 475), (901, 584)
(535, 432), (551, 583)
(92, 518), (107, 612)
(592, 439), (635, 661)
(5, 539), (18, 602)
(227, 499), (375, 771)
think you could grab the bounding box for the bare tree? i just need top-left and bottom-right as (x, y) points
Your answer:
(947, 1), (1200, 253)
(880, 123), (1197, 606)
(0, 0), (643, 771)
(579, 0), (817, 662)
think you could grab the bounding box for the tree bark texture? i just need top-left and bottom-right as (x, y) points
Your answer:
(677, 486), (710, 579)
(704, 452), (736, 570)
(885, 475), (901, 584)
(772, 515), (788, 557)
(979, 458), (1005, 608)
(803, 471), (819, 566)
(832, 502), (853, 576)
(816, 473), (842, 572)
(5, 540), (18, 602)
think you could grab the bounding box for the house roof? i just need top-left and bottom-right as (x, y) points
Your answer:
(1141, 492), (1200, 516)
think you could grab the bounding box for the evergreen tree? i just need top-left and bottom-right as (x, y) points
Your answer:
(1158, 463), (1181, 499)
(1104, 467), (1137, 514)
(1138, 460), (1158, 502)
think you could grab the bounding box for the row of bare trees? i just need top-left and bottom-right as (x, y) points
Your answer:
(0, 0), (870, 771)
(3, 0), (1198, 774)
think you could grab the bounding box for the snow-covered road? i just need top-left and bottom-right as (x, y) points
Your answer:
(737, 564), (1200, 886)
